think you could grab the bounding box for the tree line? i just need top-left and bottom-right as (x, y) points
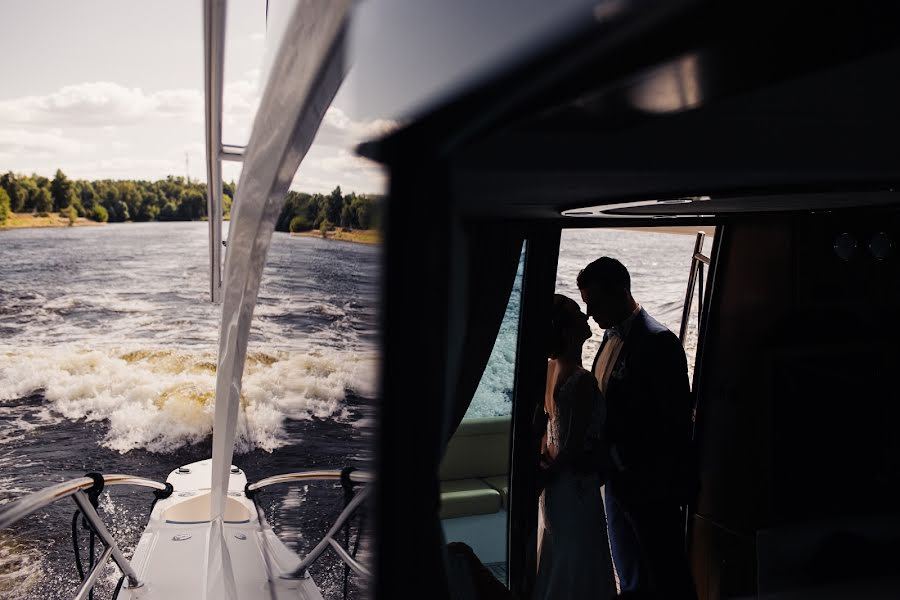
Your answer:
(0, 169), (380, 231)
(275, 186), (380, 234)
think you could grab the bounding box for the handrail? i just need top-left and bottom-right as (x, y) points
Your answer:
(679, 231), (709, 344)
(246, 469), (373, 493)
(0, 474), (168, 529)
(220, 144), (245, 162)
(0, 473), (166, 594)
(327, 537), (371, 578)
(72, 490), (143, 590)
(287, 485), (371, 579)
(246, 470), (373, 580)
(73, 543), (114, 600)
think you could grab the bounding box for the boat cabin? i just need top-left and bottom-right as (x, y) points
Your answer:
(361, 1), (900, 598)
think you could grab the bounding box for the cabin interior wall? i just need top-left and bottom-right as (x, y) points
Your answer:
(691, 211), (900, 599)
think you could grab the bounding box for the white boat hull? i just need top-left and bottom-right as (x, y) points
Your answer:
(119, 459), (322, 600)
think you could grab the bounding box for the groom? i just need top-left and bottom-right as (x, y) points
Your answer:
(578, 256), (697, 599)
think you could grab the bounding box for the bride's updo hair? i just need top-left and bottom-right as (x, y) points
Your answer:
(550, 294), (577, 359)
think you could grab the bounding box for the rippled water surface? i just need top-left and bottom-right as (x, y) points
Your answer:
(0, 222), (378, 599)
(469, 227), (709, 417)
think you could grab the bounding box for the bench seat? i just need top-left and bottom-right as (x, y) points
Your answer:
(482, 475), (509, 509)
(440, 479), (502, 519)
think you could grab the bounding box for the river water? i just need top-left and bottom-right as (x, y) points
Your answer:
(0, 222), (379, 599)
(469, 227), (708, 417)
(0, 222), (708, 598)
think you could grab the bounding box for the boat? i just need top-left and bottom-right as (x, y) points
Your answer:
(355, 0), (900, 598)
(4, 1), (900, 599)
(0, 1), (372, 599)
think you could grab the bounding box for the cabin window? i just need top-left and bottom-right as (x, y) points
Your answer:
(555, 227), (715, 381)
(464, 243), (526, 419)
(439, 243), (524, 587)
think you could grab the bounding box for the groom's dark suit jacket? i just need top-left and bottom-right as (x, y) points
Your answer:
(592, 308), (696, 507)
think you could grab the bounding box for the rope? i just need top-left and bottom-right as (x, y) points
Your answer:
(112, 575), (125, 599)
(71, 509), (85, 582)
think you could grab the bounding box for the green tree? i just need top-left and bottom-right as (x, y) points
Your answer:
(20, 180), (39, 212)
(0, 173), (26, 212)
(65, 205), (77, 226)
(325, 186), (343, 225)
(355, 201), (371, 229)
(34, 188), (53, 215)
(319, 219), (332, 238)
(50, 169), (73, 210)
(159, 201), (179, 221)
(75, 180), (96, 209)
(119, 182), (142, 219)
(88, 204), (108, 222)
(289, 214), (311, 232)
(0, 188), (10, 224)
(223, 193), (232, 219)
(177, 190), (206, 220)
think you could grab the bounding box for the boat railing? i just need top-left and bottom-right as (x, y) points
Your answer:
(679, 231), (711, 346)
(0, 473), (173, 597)
(246, 469), (373, 580)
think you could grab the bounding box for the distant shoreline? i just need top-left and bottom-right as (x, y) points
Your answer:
(290, 229), (379, 245)
(615, 225), (715, 237)
(0, 212), (104, 230)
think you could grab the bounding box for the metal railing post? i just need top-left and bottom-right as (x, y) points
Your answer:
(72, 490), (143, 589)
(203, 0), (227, 303)
(679, 231), (707, 344)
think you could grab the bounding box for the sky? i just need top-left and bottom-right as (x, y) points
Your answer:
(0, 0), (593, 195)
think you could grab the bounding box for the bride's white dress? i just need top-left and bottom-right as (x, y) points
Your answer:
(534, 369), (616, 600)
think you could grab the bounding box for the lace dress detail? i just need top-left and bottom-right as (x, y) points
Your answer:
(535, 368), (615, 600)
(545, 369), (604, 460)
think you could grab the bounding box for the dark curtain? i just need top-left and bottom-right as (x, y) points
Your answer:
(444, 221), (525, 444)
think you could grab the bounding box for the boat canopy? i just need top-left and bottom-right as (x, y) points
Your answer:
(204, 1), (353, 598)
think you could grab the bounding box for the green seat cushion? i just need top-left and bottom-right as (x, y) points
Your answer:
(440, 479), (502, 519)
(440, 416), (510, 481)
(482, 476), (509, 509)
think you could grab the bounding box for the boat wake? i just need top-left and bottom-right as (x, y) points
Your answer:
(0, 345), (377, 454)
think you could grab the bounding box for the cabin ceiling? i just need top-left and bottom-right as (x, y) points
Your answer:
(361, 1), (900, 223)
(451, 47), (900, 220)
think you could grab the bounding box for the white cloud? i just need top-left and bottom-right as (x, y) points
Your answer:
(0, 80), (263, 129)
(0, 80), (389, 194)
(321, 107), (398, 143)
(309, 148), (379, 173)
(0, 127), (93, 155)
(294, 147), (386, 194)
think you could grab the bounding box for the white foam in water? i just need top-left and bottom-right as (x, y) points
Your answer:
(0, 345), (377, 454)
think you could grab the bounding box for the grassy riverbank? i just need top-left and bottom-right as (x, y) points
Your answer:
(291, 228), (380, 245)
(0, 212), (103, 230)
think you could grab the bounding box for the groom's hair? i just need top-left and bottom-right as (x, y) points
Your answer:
(577, 256), (631, 293)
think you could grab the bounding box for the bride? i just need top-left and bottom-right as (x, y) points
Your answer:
(534, 294), (616, 600)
